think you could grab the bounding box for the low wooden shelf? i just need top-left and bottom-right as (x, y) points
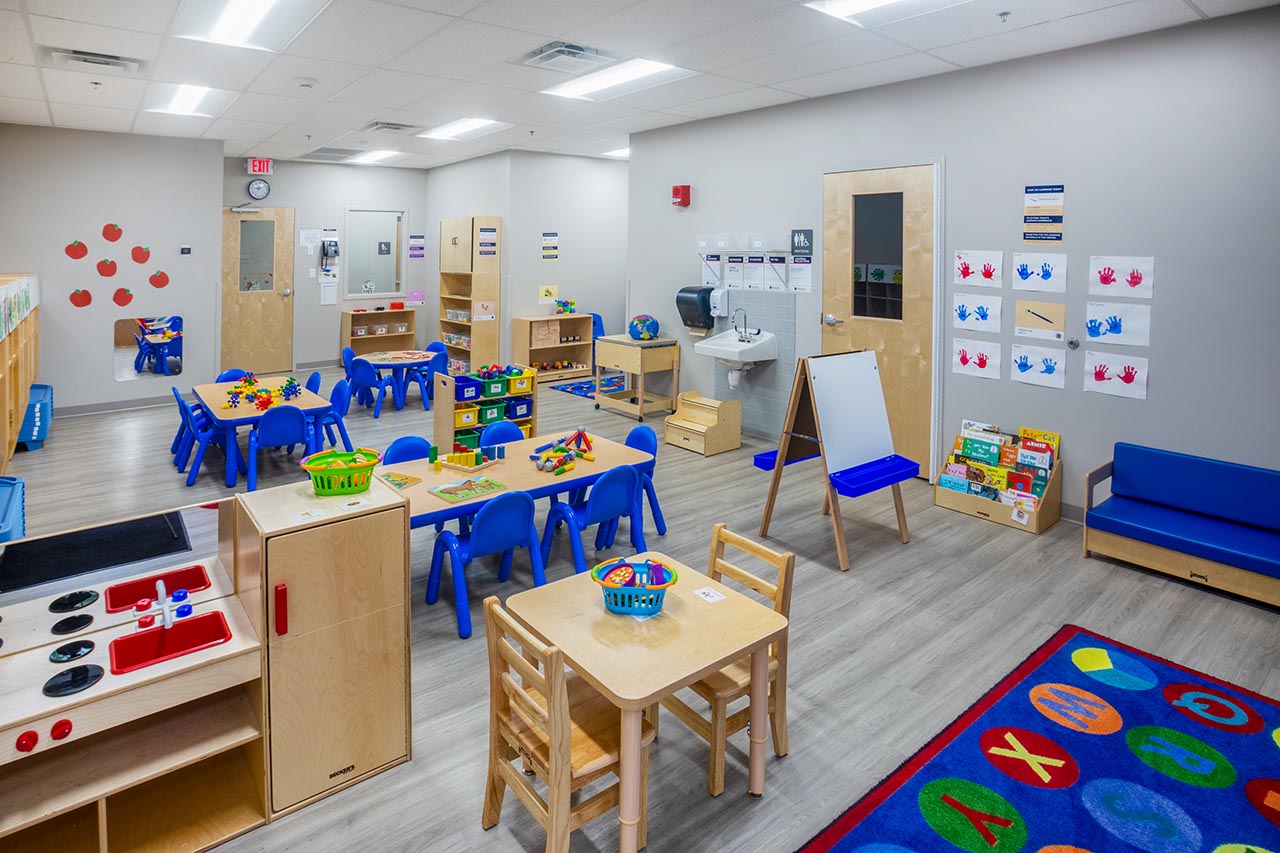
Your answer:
(933, 459), (1063, 534)
(0, 273), (40, 472)
(511, 314), (593, 383)
(664, 391), (740, 456)
(340, 309), (417, 360)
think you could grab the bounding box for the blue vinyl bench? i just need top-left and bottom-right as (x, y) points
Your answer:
(1084, 442), (1280, 606)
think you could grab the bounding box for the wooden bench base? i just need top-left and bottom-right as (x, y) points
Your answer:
(1083, 527), (1280, 607)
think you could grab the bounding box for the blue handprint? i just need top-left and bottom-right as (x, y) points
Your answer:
(1086, 318), (1104, 338)
(975, 305), (990, 321)
(1016, 263), (1033, 281)
(1105, 315), (1123, 335)
(1015, 355), (1033, 373)
(955, 304), (970, 322)
(1040, 262), (1053, 280)
(1041, 358), (1057, 375)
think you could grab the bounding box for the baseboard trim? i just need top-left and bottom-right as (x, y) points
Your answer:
(58, 396), (173, 417)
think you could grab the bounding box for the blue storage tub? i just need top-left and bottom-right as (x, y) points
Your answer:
(0, 476), (25, 542)
(506, 396), (533, 419)
(17, 384), (52, 451)
(453, 375), (481, 402)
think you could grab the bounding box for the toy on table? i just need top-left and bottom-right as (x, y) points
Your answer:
(438, 443), (507, 473)
(530, 428), (595, 475)
(222, 375), (302, 410)
(554, 298), (576, 314)
(591, 557), (678, 616)
(628, 314), (660, 340)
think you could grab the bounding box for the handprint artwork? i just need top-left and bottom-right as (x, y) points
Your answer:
(1086, 319), (1104, 338)
(975, 353), (989, 368)
(1097, 266), (1117, 286)
(1105, 315), (1123, 335)
(955, 251), (1001, 287)
(1085, 350), (1148, 399)
(1012, 253), (1066, 293)
(1009, 344), (1065, 389)
(1015, 355), (1033, 372)
(1017, 263), (1033, 281)
(955, 304), (970, 322)
(974, 306), (990, 321)
(1085, 302), (1151, 346)
(1041, 358), (1057, 375)
(981, 263), (996, 280)
(958, 349), (970, 366)
(1119, 365), (1138, 384)
(1040, 262), (1053, 280)
(952, 294), (1001, 331)
(1125, 269), (1143, 287)
(1093, 364), (1112, 381)
(958, 261), (973, 279)
(953, 338), (1001, 379)
(1090, 256), (1154, 297)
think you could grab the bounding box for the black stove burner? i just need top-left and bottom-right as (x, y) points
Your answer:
(49, 590), (99, 614)
(50, 639), (95, 663)
(43, 664), (104, 697)
(51, 614), (94, 635)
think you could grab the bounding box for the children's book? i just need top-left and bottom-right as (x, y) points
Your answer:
(1019, 427), (1060, 455)
(428, 476), (506, 503)
(961, 419), (1000, 434)
(379, 471), (422, 490)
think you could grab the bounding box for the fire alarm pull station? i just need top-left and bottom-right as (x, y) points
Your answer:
(672, 185), (691, 207)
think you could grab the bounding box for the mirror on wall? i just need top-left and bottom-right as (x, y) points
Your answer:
(239, 220), (275, 291)
(852, 192), (904, 321)
(346, 209), (403, 298)
(113, 316), (183, 381)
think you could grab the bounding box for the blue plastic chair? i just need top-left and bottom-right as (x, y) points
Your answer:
(247, 405), (311, 491)
(590, 312), (605, 367)
(171, 387), (210, 469)
(216, 368), (247, 383)
(348, 358), (395, 418)
(342, 347), (373, 406)
(384, 436), (433, 464)
(165, 316), (183, 332)
(165, 333), (183, 375)
(312, 379), (354, 452)
(541, 466), (646, 575)
(177, 396), (242, 486)
(427, 491), (545, 638)
(133, 334), (154, 373)
(407, 350), (447, 411)
(305, 370), (322, 395)
(426, 341), (447, 354)
(479, 420), (524, 446)
(626, 424), (667, 536)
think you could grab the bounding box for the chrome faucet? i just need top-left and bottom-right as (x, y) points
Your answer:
(731, 308), (759, 342)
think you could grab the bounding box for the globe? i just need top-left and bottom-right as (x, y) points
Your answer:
(628, 314), (660, 340)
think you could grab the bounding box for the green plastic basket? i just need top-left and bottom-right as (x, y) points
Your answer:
(299, 447), (382, 496)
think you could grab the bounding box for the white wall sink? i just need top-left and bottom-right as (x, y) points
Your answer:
(694, 329), (778, 369)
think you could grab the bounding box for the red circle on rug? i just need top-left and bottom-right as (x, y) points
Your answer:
(1162, 683), (1265, 734)
(1245, 778), (1280, 829)
(979, 726), (1080, 789)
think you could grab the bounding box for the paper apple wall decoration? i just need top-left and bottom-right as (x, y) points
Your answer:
(149, 270), (169, 288)
(65, 240), (87, 260)
(112, 288), (133, 307)
(97, 259), (117, 277)
(69, 290), (92, 308)
(131, 246), (150, 264)
(102, 223), (122, 242)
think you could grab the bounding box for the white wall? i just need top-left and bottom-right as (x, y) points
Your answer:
(627, 8), (1280, 511)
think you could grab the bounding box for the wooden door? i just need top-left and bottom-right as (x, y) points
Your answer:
(438, 218), (454, 273)
(822, 165), (935, 477)
(222, 206), (295, 373)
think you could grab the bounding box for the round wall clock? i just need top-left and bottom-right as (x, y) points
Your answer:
(247, 178), (271, 200)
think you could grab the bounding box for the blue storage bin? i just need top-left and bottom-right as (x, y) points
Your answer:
(506, 396), (533, 419)
(0, 476), (25, 542)
(453, 375), (481, 402)
(20, 384), (52, 440)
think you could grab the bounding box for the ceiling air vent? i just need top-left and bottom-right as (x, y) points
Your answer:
(362, 121), (426, 136)
(302, 147), (366, 162)
(515, 41), (618, 74)
(48, 49), (142, 76)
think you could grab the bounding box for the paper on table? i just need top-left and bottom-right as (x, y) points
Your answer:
(953, 293), (1001, 333)
(1011, 253), (1067, 293)
(1084, 302), (1151, 347)
(1084, 351), (1148, 399)
(1009, 343), (1066, 389)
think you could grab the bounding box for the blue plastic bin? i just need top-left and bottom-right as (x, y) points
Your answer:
(453, 375), (481, 402)
(18, 383), (53, 451)
(0, 476), (25, 542)
(506, 396), (533, 420)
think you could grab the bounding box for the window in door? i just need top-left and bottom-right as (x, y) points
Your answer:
(852, 192), (904, 320)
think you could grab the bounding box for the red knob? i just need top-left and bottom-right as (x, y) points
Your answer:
(16, 730), (37, 752)
(51, 719), (72, 740)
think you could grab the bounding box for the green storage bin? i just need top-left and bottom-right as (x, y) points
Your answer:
(478, 400), (506, 425)
(476, 374), (508, 397)
(454, 429), (480, 450)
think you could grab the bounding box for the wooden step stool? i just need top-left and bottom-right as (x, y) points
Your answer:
(664, 391), (740, 456)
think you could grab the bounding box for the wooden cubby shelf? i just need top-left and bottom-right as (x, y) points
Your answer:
(340, 308), (417, 360)
(511, 315), (593, 383)
(0, 273), (40, 473)
(433, 365), (539, 450)
(439, 216), (501, 373)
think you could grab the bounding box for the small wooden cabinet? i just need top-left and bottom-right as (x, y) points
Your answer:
(594, 335), (680, 423)
(664, 391), (741, 456)
(339, 308), (417, 360)
(511, 314), (593, 383)
(439, 216), (501, 372)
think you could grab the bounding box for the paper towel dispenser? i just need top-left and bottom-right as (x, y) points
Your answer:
(677, 286), (714, 330)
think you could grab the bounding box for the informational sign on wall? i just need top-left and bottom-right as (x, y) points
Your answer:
(1023, 184), (1064, 243)
(791, 229), (813, 256)
(408, 234), (425, 259)
(542, 231), (558, 262)
(538, 285), (558, 304)
(478, 226), (497, 255)
(1014, 299), (1066, 341)
(788, 256), (812, 293)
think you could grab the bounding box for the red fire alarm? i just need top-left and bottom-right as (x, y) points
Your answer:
(671, 185), (691, 207)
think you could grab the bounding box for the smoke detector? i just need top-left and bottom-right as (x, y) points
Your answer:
(515, 41), (618, 74)
(295, 77), (318, 90)
(47, 49), (142, 76)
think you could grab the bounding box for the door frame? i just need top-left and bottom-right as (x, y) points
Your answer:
(220, 205), (297, 374)
(818, 156), (946, 481)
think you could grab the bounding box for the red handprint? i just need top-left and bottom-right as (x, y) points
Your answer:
(958, 261), (973, 279)
(981, 263), (996, 280)
(975, 352), (989, 368)
(958, 348), (970, 366)
(1119, 365), (1138, 384)
(1125, 269), (1143, 287)
(1093, 364), (1111, 381)
(1098, 266), (1116, 285)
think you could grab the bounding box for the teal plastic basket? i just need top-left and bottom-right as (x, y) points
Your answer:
(591, 558), (677, 617)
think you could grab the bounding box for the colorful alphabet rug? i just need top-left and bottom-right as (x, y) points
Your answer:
(549, 373), (625, 399)
(800, 625), (1280, 853)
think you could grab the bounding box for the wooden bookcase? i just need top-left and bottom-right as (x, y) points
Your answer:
(933, 459), (1063, 534)
(432, 364), (538, 450)
(339, 308), (416, 359)
(0, 273), (39, 474)
(439, 216), (501, 373)
(511, 315), (593, 383)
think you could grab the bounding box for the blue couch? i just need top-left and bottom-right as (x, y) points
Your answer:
(1084, 442), (1280, 605)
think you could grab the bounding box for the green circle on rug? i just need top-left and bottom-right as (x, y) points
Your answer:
(1212, 845), (1277, 853)
(918, 778), (1026, 852)
(1071, 646), (1158, 690)
(1125, 725), (1236, 787)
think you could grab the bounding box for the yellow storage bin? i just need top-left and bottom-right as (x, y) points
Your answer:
(454, 405), (479, 428)
(518, 423), (531, 438)
(507, 370), (534, 394)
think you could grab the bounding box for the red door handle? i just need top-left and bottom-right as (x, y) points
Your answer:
(274, 583), (288, 636)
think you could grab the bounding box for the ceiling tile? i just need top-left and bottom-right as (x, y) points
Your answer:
(222, 92), (315, 123)
(266, 124), (348, 146)
(606, 73), (754, 112)
(0, 95), (52, 125)
(583, 110), (692, 135)
(872, 0), (1127, 51)
(1187, 0), (1277, 13)
(716, 29), (913, 85)
(286, 0), (453, 67)
(561, 0), (793, 57)
(131, 110), (214, 137)
(663, 86), (803, 119)
(28, 15), (163, 61)
(41, 67), (146, 109)
(150, 39), (275, 90)
(463, 0), (639, 37)
(545, 134), (631, 157)
(403, 80), (525, 115)
(376, 0), (486, 14)
(293, 100), (384, 128)
(385, 19), (549, 79)
(929, 0), (1201, 67)
(0, 62), (44, 100)
(513, 99), (644, 130)
(331, 69), (452, 108)
(247, 55), (370, 100)
(394, 152), (456, 168)
(0, 0), (21, 9)
(463, 62), (575, 93)
(49, 101), (136, 131)
(0, 11), (35, 64)
(773, 51), (959, 97)
(223, 139), (254, 157)
(480, 91), (591, 124)
(649, 4), (856, 71)
(204, 118), (286, 141)
(238, 142), (318, 160)
(25, 0), (178, 34)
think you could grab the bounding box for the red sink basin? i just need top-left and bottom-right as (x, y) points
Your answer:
(104, 565), (210, 613)
(109, 611), (232, 675)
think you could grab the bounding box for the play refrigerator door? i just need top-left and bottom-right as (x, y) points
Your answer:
(265, 509), (408, 812)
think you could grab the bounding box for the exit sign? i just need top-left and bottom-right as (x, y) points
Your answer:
(246, 158), (273, 175)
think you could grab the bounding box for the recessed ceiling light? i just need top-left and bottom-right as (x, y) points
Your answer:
(418, 118), (512, 141)
(541, 58), (691, 101)
(209, 0), (280, 47)
(601, 148), (630, 159)
(346, 150), (399, 164)
(161, 84), (210, 116)
(804, 0), (907, 24)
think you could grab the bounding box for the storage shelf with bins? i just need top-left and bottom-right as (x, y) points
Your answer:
(340, 309), (416, 359)
(433, 364), (538, 450)
(439, 216), (501, 373)
(511, 314), (593, 383)
(0, 274), (40, 474)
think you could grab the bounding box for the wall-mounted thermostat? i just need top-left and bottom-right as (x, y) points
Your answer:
(180, 246), (191, 255)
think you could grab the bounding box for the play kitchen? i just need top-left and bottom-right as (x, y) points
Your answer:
(0, 480), (411, 852)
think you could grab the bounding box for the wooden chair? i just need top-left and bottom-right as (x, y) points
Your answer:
(481, 597), (656, 851)
(657, 523), (795, 796)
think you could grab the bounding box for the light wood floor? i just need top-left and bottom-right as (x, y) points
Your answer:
(10, 370), (1279, 852)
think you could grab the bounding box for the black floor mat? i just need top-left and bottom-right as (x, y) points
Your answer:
(0, 511), (192, 594)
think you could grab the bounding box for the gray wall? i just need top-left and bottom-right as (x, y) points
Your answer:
(628, 8), (1280, 510)
(0, 125), (223, 409)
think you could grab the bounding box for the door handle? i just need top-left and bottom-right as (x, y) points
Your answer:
(822, 313), (844, 326)
(274, 583), (288, 636)
(280, 289), (293, 297)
